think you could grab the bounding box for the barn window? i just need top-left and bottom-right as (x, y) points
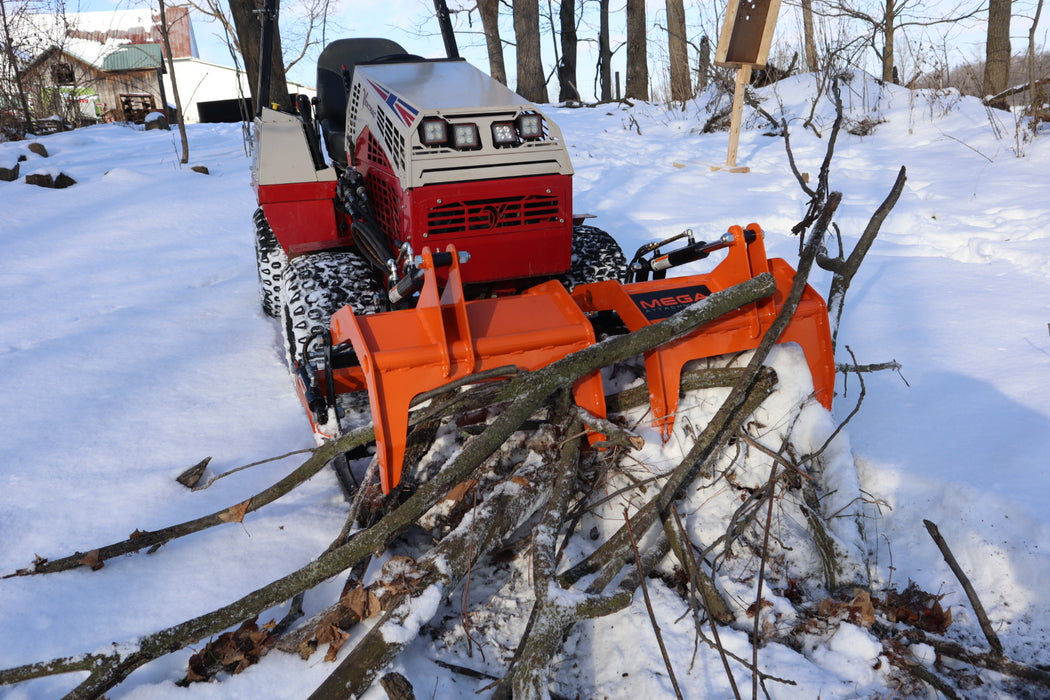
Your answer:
(51, 62), (74, 84)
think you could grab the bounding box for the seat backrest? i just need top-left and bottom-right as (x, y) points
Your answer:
(316, 38), (408, 164)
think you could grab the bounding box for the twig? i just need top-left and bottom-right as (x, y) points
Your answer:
(902, 660), (961, 700)
(625, 508), (685, 700)
(834, 359), (902, 374)
(192, 448), (316, 490)
(752, 448), (781, 700)
(576, 407), (645, 450)
(670, 509), (741, 699)
(803, 345), (866, 463)
(923, 519), (1004, 657)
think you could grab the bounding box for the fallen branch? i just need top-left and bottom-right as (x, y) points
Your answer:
(923, 519), (1003, 657)
(4, 425), (376, 577)
(668, 509), (741, 699)
(626, 508), (685, 700)
(817, 166), (907, 351)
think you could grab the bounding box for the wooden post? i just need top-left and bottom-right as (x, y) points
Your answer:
(724, 65), (752, 172)
(711, 0), (782, 173)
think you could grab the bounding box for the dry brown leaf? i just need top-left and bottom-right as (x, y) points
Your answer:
(77, 549), (104, 571)
(177, 457), (211, 488)
(298, 638), (318, 661)
(322, 628), (350, 662)
(219, 499), (251, 524)
(343, 585), (382, 620)
(315, 623), (345, 645)
(129, 529), (147, 539)
(745, 598), (773, 618)
(443, 478), (478, 503)
(376, 556), (426, 596)
(850, 588), (877, 628)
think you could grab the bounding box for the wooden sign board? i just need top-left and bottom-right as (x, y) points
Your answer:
(715, 0), (782, 68)
(712, 0), (782, 171)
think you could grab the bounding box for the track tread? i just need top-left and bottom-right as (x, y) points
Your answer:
(280, 250), (382, 363)
(254, 208), (287, 318)
(563, 224), (628, 289)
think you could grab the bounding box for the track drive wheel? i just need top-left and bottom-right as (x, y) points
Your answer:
(563, 224), (628, 290)
(254, 208), (287, 318)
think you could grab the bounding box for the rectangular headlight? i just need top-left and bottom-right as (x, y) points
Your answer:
(491, 121), (519, 146)
(452, 123), (480, 150)
(419, 117), (448, 146)
(516, 114), (543, 140)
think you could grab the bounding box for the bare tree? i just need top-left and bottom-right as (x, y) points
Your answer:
(1027, 0), (1045, 130)
(597, 0), (612, 100)
(0, 0), (34, 131)
(816, 0), (983, 83)
(228, 0), (293, 112)
(664, 0), (691, 101)
(186, 0), (337, 75)
(476, 0), (507, 84)
(514, 0), (548, 102)
(801, 0), (819, 71)
(984, 0), (1011, 107)
(625, 0), (648, 99)
(557, 0), (579, 101)
(158, 0), (188, 162)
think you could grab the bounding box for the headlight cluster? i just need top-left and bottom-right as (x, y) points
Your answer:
(418, 114), (545, 150)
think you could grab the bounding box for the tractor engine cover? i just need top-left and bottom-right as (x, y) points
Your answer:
(345, 60), (576, 286)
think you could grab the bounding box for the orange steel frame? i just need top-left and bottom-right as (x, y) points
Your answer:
(292, 225), (835, 494)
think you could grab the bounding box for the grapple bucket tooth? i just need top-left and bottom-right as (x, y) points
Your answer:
(329, 245), (605, 493)
(573, 224), (834, 439)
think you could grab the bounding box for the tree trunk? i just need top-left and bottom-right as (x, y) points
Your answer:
(625, 0), (648, 100)
(984, 0), (1012, 108)
(513, 0), (549, 102)
(228, 0), (293, 113)
(598, 0), (613, 101)
(558, 0), (580, 101)
(697, 35), (710, 91)
(882, 0), (896, 83)
(478, 0), (507, 85)
(158, 0), (190, 164)
(1028, 0), (1044, 132)
(665, 0), (691, 101)
(801, 0), (819, 72)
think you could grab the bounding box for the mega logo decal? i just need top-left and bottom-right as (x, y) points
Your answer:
(629, 284), (713, 321)
(367, 80), (419, 127)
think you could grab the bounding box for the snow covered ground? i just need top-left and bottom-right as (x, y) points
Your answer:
(1, 72), (1049, 698)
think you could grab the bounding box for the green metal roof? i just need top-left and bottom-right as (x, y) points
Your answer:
(101, 43), (163, 71)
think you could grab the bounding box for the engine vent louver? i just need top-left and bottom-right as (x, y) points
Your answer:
(362, 132), (402, 240)
(427, 195), (561, 237)
(347, 83), (362, 132)
(375, 109), (406, 175)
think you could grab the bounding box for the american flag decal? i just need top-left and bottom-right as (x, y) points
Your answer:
(367, 80), (419, 127)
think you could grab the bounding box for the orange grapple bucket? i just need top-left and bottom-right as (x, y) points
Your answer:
(572, 224), (835, 440)
(328, 245), (606, 493)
